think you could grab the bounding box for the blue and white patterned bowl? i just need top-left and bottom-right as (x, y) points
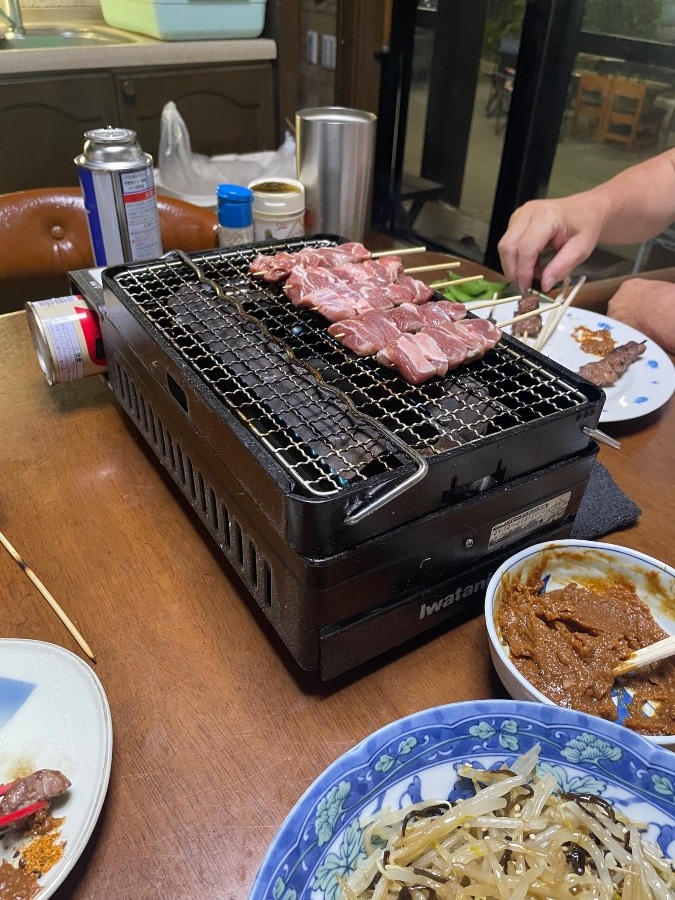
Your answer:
(249, 699), (675, 900)
(485, 539), (675, 748)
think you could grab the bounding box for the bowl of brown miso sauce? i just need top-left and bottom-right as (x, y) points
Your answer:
(485, 540), (675, 747)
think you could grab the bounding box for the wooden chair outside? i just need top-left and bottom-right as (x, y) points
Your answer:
(601, 77), (665, 151)
(570, 71), (613, 142)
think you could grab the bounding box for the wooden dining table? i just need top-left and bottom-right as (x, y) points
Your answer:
(1, 253), (674, 898)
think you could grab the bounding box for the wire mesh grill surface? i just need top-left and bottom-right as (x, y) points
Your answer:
(108, 239), (590, 498)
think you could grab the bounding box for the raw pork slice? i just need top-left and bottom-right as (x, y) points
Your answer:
(377, 334), (437, 384)
(422, 326), (467, 369)
(328, 312), (401, 356)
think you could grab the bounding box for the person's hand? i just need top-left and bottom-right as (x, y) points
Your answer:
(607, 278), (675, 354)
(498, 195), (605, 293)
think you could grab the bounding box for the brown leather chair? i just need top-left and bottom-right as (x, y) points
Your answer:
(0, 187), (218, 314)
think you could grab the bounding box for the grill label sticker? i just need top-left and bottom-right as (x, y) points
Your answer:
(488, 492), (571, 548)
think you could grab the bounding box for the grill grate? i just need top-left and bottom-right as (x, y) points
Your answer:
(108, 238), (590, 499)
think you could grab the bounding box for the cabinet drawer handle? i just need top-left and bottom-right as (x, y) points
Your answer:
(121, 80), (136, 98)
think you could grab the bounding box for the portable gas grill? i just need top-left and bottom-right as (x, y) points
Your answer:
(100, 236), (604, 678)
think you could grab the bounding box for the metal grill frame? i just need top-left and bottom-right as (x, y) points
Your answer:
(101, 236), (604, 557)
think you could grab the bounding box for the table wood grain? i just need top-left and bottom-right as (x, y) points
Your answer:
(1, 256), (674, 898)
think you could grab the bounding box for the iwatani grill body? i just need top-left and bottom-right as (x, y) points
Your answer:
(101, 236), (604, 679)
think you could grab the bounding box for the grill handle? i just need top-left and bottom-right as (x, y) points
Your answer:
(343, 454), (429, 526)
(582, 427), (620, 449)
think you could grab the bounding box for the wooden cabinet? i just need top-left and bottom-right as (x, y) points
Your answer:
(0, 62), (276, 194)
(114, 63), (276, 159)
(0, 72), (118, 192)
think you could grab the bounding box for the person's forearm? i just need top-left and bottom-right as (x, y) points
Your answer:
(607, 278), (675, 353)
(580, 149), (675, 246)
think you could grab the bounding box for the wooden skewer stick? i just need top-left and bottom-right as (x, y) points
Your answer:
(371, 246), (426, 258)
(463, 293), (523, 311)
(404, 261), (461, 274)
(430, 275), (485, 289)
(612, 634), (675, 677)
(0, 530), (97, 663)
(497, 301), (562, 330)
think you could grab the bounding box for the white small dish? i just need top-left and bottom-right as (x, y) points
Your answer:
(485, 539), (675, 747)
(0, 640), (113, 898)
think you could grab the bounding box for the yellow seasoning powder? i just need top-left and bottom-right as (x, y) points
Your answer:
(20, 831), (66, 878)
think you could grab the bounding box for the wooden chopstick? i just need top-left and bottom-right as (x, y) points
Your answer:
(534, 275), (586, 352)
(0, 530), (97, 664)
(485, 292), (499, 323)
(496, 300), (562, 330)
(612, 634), (675, 677)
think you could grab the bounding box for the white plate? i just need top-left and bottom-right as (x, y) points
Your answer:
(473, 302), (675, 423)
(0, 640), (112, 898)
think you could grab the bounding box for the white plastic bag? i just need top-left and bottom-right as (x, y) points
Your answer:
(157, 101), (296, 204)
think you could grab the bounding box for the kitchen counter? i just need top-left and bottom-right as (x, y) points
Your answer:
(0, 7), (281, 193)
(0, 9), (276, 75)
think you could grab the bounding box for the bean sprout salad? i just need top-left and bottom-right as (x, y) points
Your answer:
(337, 745), (675, 899)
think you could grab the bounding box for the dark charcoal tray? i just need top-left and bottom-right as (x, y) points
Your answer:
(101, 236), (604, 556)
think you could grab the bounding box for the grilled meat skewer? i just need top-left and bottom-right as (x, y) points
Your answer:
(327, 302), (468, 356)
(512, 293), (542, 338)
(578, 340), (646, 386)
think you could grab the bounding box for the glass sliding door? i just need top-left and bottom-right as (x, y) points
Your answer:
(373, 0), (585, 269)
(373, 0), (675, 279)
(547, 6), (675, 279)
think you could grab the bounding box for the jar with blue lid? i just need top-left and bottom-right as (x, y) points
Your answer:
(216, 183), (254, 248)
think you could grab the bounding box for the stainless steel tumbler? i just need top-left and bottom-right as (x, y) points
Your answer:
(295, 107), (377, 242)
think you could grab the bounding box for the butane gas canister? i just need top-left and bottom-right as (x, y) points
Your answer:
(75, 127), (163, 266)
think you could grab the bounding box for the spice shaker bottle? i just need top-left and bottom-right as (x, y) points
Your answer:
(248, 178), (305, 242)
(216, 184), (255, 247)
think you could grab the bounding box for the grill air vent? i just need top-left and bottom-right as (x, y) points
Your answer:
(111, 359), (274, 611)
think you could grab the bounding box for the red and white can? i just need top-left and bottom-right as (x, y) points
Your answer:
(26, 296), (107, 385)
